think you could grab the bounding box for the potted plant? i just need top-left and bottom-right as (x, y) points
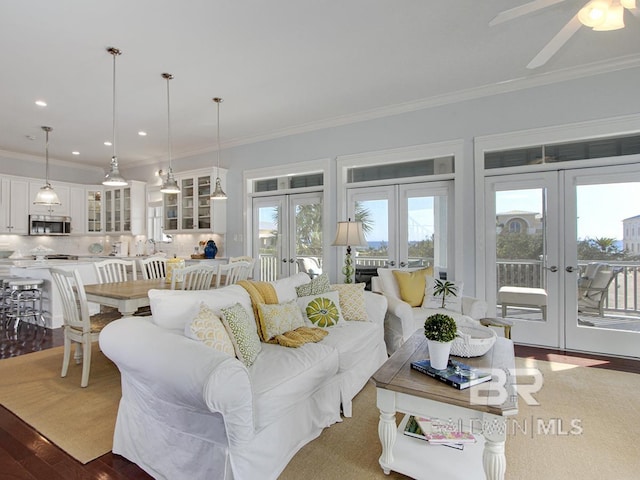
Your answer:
(433, 279), (458, 308)
(424, 313), (457, 370)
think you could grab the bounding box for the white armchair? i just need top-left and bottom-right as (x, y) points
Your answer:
(376, 268), (488, 355)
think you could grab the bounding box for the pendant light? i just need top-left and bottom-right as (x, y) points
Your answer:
(33, 126), (61, 205)
(159, 73), (180, 194)
(210, 97), (227, 200)
(103, 47), (127, 186)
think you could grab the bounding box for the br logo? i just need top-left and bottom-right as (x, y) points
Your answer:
(470, 368), (543, 406)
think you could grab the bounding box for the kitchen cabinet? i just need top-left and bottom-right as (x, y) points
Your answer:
(163, 168), (226, 233)
(69, 186), (103, 235)
(104, 181), (146, 235)
(29, 182), (70, 216)
(0, 177), (29, 234)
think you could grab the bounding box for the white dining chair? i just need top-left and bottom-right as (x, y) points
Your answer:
(215, 261), (251, 288)
(94, 258), (137, 283)
(138, 256), (167, 280)
(50, 268), (115, 388)
(170, 264), (217, 290)
(229, 256), (256, 279)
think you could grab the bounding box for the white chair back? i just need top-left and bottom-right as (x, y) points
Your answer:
(94, 258), (137, 283)
(139, 256), (167, 280)
(171, 264), (217, 290)
(216, 261), (251, 288)
(229, 256), (256, 279)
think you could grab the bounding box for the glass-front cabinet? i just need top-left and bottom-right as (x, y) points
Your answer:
(163, 168), (226, 233)
(104, 181), (146, 235)
(87, 189), (102, 233)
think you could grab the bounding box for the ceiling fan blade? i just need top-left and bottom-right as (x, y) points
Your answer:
(527, 14), (582, 69)
(490, 0), (567, 26)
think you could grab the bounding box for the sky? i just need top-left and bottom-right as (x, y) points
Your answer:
(497, 182), (640, 240)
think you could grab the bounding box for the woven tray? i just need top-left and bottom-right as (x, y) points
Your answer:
(450, 325), (497, 357)
(190, 254), (205, 259)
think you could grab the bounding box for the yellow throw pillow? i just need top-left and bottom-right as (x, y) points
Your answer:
(331, 283), (368, 321)
(392, 267), (433, 307)
(186, 302), (235, 356)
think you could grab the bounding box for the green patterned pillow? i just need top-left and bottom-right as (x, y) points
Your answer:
(220, 303), (262, 367)
(331, 283), (368, 321)
(295, 273), (330, 297)
(257, 299), (306, 341)
(186, 302), (235, 356)
(296, 290), (344, 328)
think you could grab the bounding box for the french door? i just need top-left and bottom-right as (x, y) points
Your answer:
(485, 164), (640, 358)
(252, 192), (323, 281)
(346, 181), (453, 277)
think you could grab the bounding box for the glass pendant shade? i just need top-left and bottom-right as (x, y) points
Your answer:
(160, 73), (180, 194)
(593, 4), (625, 31)
(210, 97), (227, 200)
(33, 126), (61, 205)
(103, 47), (127, 186)
(578, 1), (610, 28)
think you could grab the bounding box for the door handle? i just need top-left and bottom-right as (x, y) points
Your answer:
(545, 266), (558, 272)
(282, 258), (288, 263)
(399, 261), (407, 267)
(565, 266), (576, 273)
(289, 258), (295, 263)
(387, 260), (395, 267)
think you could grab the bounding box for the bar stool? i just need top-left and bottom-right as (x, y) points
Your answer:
(6, 278), (45, 332)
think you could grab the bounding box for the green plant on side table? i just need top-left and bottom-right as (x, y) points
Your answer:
(424, 313), (457, 370)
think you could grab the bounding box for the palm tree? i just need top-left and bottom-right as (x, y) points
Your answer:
(433, 279), (458, 308)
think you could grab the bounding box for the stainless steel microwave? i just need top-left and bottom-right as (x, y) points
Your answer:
(29, 215), (72, 235)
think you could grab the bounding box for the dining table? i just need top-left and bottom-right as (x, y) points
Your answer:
(84, 278), (174, 316)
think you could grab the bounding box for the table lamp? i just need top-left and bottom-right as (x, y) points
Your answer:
(332, 218), (368, 283)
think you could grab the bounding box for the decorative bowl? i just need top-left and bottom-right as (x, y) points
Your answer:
(450, 325), (497, 357)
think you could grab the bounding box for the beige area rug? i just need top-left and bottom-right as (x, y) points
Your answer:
(280, 357), (640, 480)
(0, 345), (120, 464)
(1, 348), (639, 478)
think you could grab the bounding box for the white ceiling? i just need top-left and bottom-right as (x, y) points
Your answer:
(1, 0), (639, 171)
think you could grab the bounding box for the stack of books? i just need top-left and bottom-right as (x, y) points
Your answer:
(410, 358), (492, 390)
(403, 415), (476, 450)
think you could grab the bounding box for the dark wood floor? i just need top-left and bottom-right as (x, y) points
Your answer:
(1, 324), (639, 479)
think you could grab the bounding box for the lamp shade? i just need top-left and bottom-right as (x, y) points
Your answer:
(332, 220), (368, 247)
(34, 184), (61, 205)
(593, 3), (625, 31)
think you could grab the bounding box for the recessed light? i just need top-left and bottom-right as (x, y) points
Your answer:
(138, 131), (147, 136)
(35, 100), (47, 107)
(72, 151), (80, 155)
(104, 141), (112, 146)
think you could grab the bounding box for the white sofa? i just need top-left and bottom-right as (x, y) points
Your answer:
(99, 273), (388, 480)
(376, 268), (488, 355)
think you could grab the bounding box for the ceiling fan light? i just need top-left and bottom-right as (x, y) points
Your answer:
(620, 0), (636, 9)
(593, 3), (625, 30)
(34, 184), (61, 205)
(578, 0), (610, 27)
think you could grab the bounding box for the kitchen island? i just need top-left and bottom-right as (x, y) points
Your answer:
(10, 260), (101, 328)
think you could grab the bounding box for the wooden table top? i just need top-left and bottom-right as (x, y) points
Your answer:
(371, 330), (518, 416)
(84, 279), (175, 300)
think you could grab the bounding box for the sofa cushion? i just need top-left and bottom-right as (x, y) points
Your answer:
(149, 285), (253, 330)
(271, 272), (312, 302)
(330, 283), (368, 321)
(319, 320), (383, 372)
(221, 302), (262, 367)
(392, 267), (434, 307)
(257, 299), (306, 341)
(422, 277), (464, 312)
(297, 291), (344, 328)
(295, 273), (330, 297)
(249, 341), (339, 430)
(185, 302), (235, 356)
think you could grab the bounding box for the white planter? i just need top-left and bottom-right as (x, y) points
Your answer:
(427, 339), (452, 370)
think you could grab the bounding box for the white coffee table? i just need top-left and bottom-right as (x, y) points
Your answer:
(371, 331), (518, 480)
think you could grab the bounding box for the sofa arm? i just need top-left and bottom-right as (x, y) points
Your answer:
(462, 296), (488, 319)
(99, 317), (254, 444)
(364, 291), (387, 325)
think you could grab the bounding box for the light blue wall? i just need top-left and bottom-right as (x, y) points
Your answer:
(126, 66), (640, 293)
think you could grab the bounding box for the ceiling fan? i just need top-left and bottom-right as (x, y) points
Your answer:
(490, 0), (639, 69)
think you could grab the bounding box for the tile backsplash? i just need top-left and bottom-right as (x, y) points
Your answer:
(0, 233), (225, 259)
